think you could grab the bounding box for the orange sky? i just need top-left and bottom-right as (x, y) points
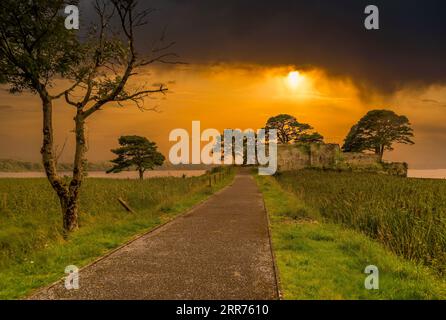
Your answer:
(1, 63), (446, 169)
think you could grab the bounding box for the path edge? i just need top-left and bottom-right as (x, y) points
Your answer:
(26, 177), (236, 300)
(256, 175), (283, 300)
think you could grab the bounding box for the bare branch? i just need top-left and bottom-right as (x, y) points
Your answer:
(51, 78), (83, 100)
(152, 41), (176, 53)
(64, 91), (79, 107)
(83, 85), (167, 118)
(115, 87), (168, 102)
(138, 53), (187, 67)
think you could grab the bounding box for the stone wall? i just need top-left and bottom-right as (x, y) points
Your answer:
(277, 144), (310, 171)
(310, 143), (341, 168)
(277, 143), (408, 177)
(342, 152), (380, 166)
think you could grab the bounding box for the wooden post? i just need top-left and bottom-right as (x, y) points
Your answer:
(118, 197), (135, 213)
(208, 175), (212, 187)
(214, 174), (217, 184)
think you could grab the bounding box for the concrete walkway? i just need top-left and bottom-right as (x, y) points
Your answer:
(31, 170), (279, 300)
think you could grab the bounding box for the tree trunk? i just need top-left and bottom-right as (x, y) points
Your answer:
(40, 91), (73, 233)
(40, 92), (69, 200)
(40, 90), (85, 234)
(139, 168), (144, 180)
(379, 145), (385, 162)
(374, 145), (383, 162)
(61, 195), (80, 232)
(65, 111), (88, 232)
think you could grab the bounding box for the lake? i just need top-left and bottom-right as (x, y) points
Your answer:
(0, 169), (445, 180)
(407, 169), (446, 179)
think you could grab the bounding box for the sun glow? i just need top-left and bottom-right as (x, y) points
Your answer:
(286, 71), (304, 89)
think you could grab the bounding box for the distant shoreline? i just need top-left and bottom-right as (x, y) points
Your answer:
(0, 169), (445, 179)
(407, 169), (446, 179)
(0, 170), (207, 179)
(0, 159), (215, 174)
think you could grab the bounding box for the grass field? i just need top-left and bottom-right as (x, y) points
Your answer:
(274, 170), (446, 274)
(256, 175), (446, 299)
(0, 168), (234, 299)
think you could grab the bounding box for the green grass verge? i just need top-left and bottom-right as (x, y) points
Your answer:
(0, 169), (234, 299)
(275, 170), (446, 273)
(256, 175), (446, 300)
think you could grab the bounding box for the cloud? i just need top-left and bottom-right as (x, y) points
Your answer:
(420, 99), (446, 107)
(125, 0), (446, 94)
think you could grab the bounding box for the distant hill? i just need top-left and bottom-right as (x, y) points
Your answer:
(0, 159), (43, 172)
(0, 159), (112, 172)
(0, 159), (216, 172)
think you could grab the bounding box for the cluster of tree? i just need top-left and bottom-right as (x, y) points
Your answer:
(217, 114), (324, 165)
(85, 110), (416, 181)
(216, 114), (324, 165)
(264, 110), (414, 161)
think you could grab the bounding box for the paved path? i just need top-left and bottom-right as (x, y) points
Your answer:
(31, 170), (279, 300)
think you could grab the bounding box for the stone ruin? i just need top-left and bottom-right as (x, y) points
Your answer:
(277, 143), (408, 177)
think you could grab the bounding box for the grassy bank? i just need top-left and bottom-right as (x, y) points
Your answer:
(274, 170), (446, 273)
(256, 175), (446, 299)
(0, 168), (234, 299)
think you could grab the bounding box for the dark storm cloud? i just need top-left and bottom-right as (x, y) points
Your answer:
(128, 0), (445, 93)
(78, 0), (446, 93)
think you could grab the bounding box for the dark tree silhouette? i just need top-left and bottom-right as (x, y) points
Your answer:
(217, 131), (257, 165)
(342, 109), (414, 161)
(107, 136), (165, 180)
(265, 114), (323, 144)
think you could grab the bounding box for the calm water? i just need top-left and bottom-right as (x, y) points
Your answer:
(0, 170), (206, 179)
(407, 169), (446, 179)
(0, 169), (445, 179)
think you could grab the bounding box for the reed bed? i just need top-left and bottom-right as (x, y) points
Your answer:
(276, 170), (446, 273)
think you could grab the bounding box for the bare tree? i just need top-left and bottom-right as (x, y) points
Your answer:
(0, 0), (180, 233)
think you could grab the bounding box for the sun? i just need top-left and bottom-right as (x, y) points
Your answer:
(286, 71), (304, 89)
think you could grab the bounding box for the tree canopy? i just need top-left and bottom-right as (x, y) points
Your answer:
(342, 109), (414, 160)
(265, 114), (323, 144)
(0, 0), (81, 94)
(107, 136), (165, 180)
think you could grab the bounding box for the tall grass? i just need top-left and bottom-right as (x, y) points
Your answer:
(0, 170), (232, 270)
(275, 170), (446, 273)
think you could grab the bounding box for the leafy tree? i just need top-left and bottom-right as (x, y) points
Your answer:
(342, 109), (414, 161)
(107, 136), (165, 180)
(0, 0), (178, 233)
(217, 132), (257, 165)
(298, 132), (325, 143)
(265, 114), (323, 144)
